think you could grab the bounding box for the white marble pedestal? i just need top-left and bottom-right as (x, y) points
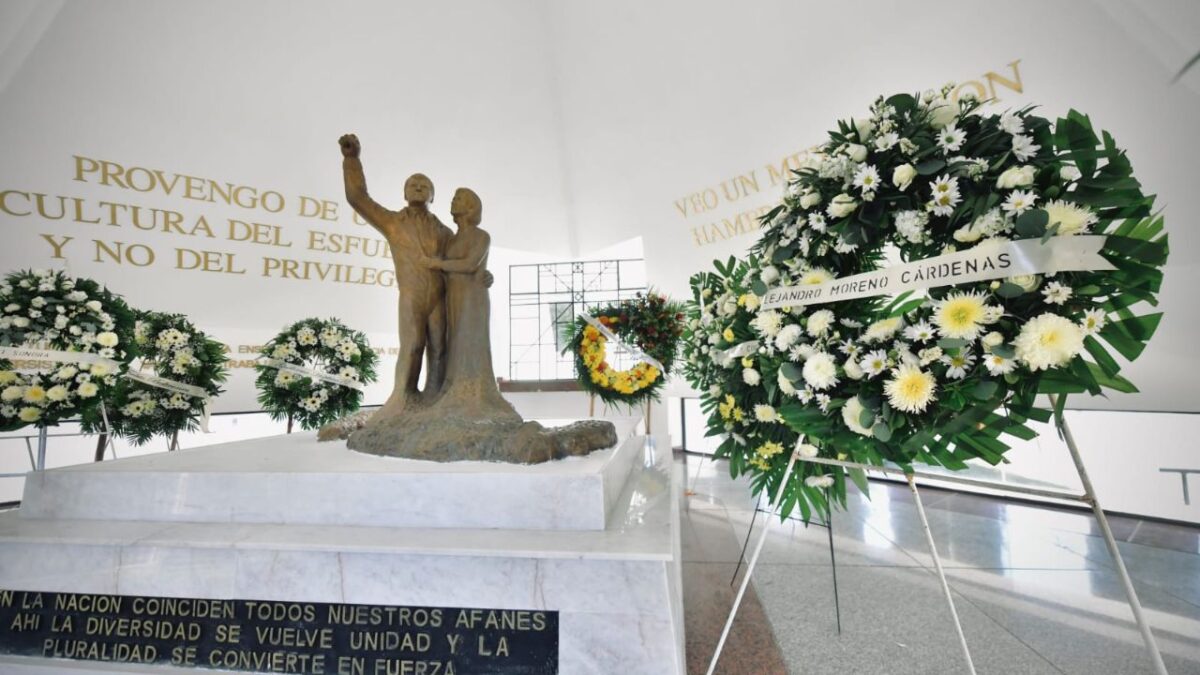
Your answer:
(0, 420), (685, 674)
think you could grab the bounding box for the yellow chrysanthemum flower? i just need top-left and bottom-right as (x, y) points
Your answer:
(884, 364), (937, 413)
(934, 291), (988, 340)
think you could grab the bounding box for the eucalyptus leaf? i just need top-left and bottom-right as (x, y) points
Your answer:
(1015, 208), (1049, 237)
(872, 422), (892, 442)
(915, 158), (946, 175)
(995, 282), (1027, 298)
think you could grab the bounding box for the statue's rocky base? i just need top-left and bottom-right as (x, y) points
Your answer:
(334, 407), (619, 464)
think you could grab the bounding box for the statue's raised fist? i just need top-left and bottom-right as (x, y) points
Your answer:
(339, 134), (361, 158)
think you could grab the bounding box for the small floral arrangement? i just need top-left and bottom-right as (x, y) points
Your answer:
(254, 317), (378, 431)
(683, 86), (1167, 520)
(0, 269), (136, 431)
(564, 292), (684, 408)
(83, 311), (228, 445)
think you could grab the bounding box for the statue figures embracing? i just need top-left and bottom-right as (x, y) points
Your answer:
(335, 134), (614, 463)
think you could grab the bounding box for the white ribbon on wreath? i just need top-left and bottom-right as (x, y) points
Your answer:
(256, 357), (366, 391)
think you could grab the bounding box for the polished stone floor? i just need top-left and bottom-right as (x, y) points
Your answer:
(678, 452), (1200, 675)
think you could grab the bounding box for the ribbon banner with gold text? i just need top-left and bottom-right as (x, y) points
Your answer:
(761, 236), (1113, 310)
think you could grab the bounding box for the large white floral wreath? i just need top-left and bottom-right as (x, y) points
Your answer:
(683, 85), (1166, 520)
(0, 269), (136, 431)
(82, 311), (229, 445)
(254, 317), (378, 431)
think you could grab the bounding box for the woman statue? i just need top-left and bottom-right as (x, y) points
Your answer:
(418, 188), (521, 421)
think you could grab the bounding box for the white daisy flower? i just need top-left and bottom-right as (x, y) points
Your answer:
(852, 164), (881, 194)
(937, 124), (967, 153)
(941, 350), (976, 379)
(904, 321), (936, 342)
(1001, 189), (1037, 216)
(984, 352), (1016, 375)
(1080, 308), (1107, 335)
(754, 404), (780, 423)
(928, 175), (962, 217)
(860, 350), (889, 378)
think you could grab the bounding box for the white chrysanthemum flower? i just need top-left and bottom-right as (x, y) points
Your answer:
(934, 291), (988, 340)
(852, 164), (881, 194)
(805, 474), (835, 489)
(2, 385), (25, 402)
(894, 210), (930, 243)
(1042, 281), (1072, 305)
(928, 175), (961, 217)
(45, 385), (68, 401)
(802, 352), (839, 390)
(937, 124), (966, 153)
(841, 396), (874, 436)
(999, 111), (1025, 135)
(18, 407), (41, 422)
(1080, 308), (1107, 335)
(838, 340), (861, 358)
(799, 268), (833, 286)
(1001, 189), (1037, 216)
(797, 443), (819, 458)
(1011, 134), (1041, 161)
(984, 352), (1016, 375)
(78, 382), (99, 397)
(884, 364), (937, 413)
(774, 324), (803, 351)
(1014, 313), (1084, 371)
(754, 404), (780, 423)
(860, 349), (889, 378)
(808, 213), (827, 232)
(941, 350), (976, 379)
(751, 310), (783, 338)
(806, 309), (835, 337)
(742, 368), (761, 386)
(1043, 200), (1098, 236)
(864, 317), (904, 343)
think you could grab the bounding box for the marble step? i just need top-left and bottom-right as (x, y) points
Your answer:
(18, 418), (643, 532)
(0, 435), (685, 674)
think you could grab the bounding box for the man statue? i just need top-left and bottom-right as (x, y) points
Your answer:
(339, 133), (452, 414)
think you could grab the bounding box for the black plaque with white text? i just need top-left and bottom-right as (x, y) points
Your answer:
(0, 589), (557, 674)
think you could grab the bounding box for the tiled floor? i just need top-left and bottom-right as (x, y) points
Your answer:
(678, 452), (1200, 675)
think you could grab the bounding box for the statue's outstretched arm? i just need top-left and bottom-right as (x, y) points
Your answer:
(339, 134), (390, 232)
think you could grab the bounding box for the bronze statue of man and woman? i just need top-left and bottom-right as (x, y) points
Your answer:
(335, 134), (615, 462)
